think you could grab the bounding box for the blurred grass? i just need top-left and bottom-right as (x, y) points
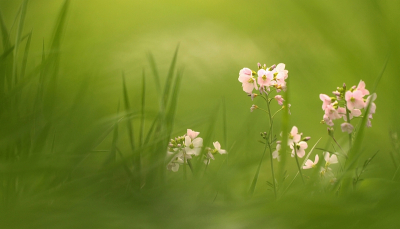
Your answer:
(0, 0), (400, 228)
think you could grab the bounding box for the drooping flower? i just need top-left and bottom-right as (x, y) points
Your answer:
(167, 153), (184, 172)
(238, 68), (258, 94)
(303, 154), (319, 169)
(274, 95), (284, 106)
(341, 122), (354, 133)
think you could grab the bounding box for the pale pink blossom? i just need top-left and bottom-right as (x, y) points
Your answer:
(323, 114), (334, 126)
(213, 141), (227, 154)
(238, 68), (258, 94)
(290, 141), (308, 158)
(274, 95), (284, 106)
(275, 63), (288, 80)
(341, 123), (354, 133)
(345, 90), (365, 110)
(288, 126), (302, 146)
(320, 94), (332, 110)
(272, 144), (281, 161)
(323, 152), (338, 166)
(257, 69), (273, 88)
(324, 104), (341, 120)
(356, 80), (370, 96)
(303, 154), (319, 169)
(365, 93), (377, 114)
(187, 129), (200, 140)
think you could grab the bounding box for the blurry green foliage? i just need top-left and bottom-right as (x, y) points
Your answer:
(0, 0), (400, 228)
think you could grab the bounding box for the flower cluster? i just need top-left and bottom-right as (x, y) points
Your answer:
(238, 63), (289, 105)
(320, 80), (377, 133)
(272, 126), (310, 160)
(166, 129), (226, 172)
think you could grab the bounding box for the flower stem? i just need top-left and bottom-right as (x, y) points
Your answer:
(345, 109), (352, 150)
(294, 146), (305, 184)
(265, 93), (277, 199)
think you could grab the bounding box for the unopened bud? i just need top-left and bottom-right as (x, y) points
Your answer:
(168, 143), (174, 148)
(276, 141), (281, 144)
(177, 144), (181, 147)
(257, 63), (261, 69)
(303, 136), (311, 141)
(270, 64), (276, 70)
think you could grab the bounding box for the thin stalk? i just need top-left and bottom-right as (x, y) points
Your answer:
(265, 93), (277, 198)
(294, 146), (305, 184)
(187, 159), (194, 175)
(345, 109), (352, 150)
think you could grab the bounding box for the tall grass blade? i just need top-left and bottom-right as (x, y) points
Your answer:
(147, 52), (161, 95)
(20, 30), (31, 79)
(140, 69), (146, 147)
(121, 72), (139, 189)
(12, 0), (28, 86)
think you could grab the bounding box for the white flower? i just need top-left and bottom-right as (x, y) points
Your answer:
(303, 154), (319, 169)
(323, 152), (338, 166)
(341, 122), (354, 133)
(184, 136), (203, 156)
(272, 144), (281, 161)
(213, 141), (227, 154)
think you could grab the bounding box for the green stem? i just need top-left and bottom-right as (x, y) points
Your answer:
(345, 108), (352, 150)
(294, 146), (304, 184)
(265, 93), (277, 199)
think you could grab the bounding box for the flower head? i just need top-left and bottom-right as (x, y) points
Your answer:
(238, 68), (258, 94)
(290, 141), (308, 158)
(323, 152), (338, 166)
(303, 154), (319, 169)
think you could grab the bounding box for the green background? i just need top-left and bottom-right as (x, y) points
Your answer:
(1, 0), (400, 228)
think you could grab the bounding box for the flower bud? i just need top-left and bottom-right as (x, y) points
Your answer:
(257, 63), (261, 69)
(276, 141), (281, 144)
(270, 64), (276, 70)
(168, 143), (174, 148)
(302, 136), (311, 141)
(327, 127), (334, 137)
(177, 144), (181, 147)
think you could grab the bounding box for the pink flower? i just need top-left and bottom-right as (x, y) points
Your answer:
(274, 95), (284, 106)
(341, 123), (354, 133)
(365, 93), (377, 114)
(187, 129), (200, 140)
(288, 126), (302, 146)
(238, 68), (258, 94)
(275, 63), (288, 80)
(303, 154), (319, 169)
(345, 90), (365, 110)
(320, 94), (332, 110)
(356, 80), (370, 97)
(257, 69), (273, 88)
(290, 141), (308, 158)
(323, 114), (334, 126)
(324, 104), (341, 120)
(272, 144), (281, 161)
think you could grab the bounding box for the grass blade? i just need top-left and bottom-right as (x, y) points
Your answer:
(20, 30), (31, 80)
(140, 69), (146, 147)
(147, 52), (161, 95)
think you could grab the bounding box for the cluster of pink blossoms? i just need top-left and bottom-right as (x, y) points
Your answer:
(320, 80), (377, 133)
(272, 126), (310, 161)
(166, 129), (226, 172)
(238, 63), (288, 106)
